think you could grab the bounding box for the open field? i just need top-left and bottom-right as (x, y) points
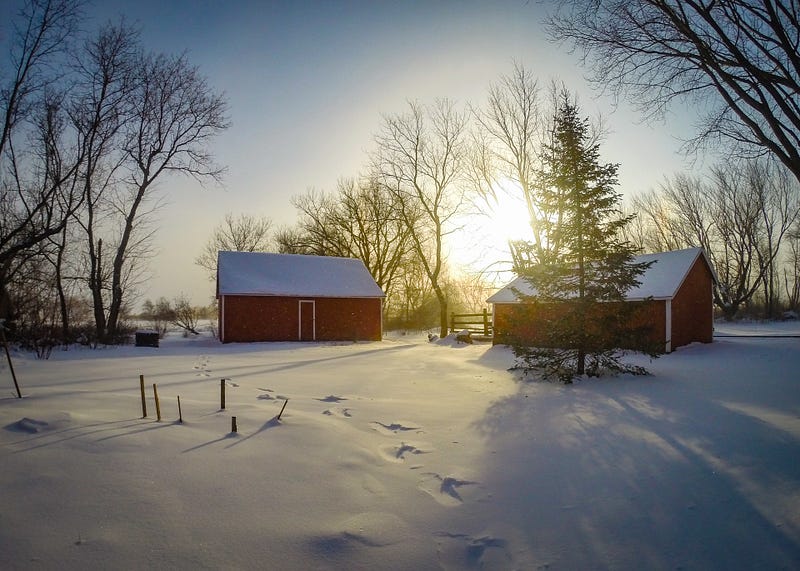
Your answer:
(2, 323), (799, 569)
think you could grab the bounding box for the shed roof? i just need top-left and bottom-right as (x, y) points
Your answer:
(487, 247), (713, 304)
(217, 251), (385, 298)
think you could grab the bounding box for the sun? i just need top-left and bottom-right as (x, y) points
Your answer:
(447, 181), (534, 279)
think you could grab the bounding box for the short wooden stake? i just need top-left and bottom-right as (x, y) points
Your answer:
(277, 398), (289, 420)
(220, 378), (226, 410)
(153, 383), (161, 421)
(139, 374), (147, 417)
(231, 416), (237, 433)
(177, 395), (183, 423)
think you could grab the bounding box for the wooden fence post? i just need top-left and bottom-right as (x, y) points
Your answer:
(177, 395), (183, 423)
(153, 383), (161, 421)
(231, 416), (237, 433)
(220, 379), (226, 410)
(278, 398), (289, 420)
(483, 308), (489, 336)
(139, 375), (147, 417)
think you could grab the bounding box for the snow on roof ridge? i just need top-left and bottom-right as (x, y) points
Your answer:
(217, 251), (385, 298)
(487, 247), (711, 304)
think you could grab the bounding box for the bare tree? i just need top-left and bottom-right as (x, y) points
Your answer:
(196, 212), (273, 278)
(372, 99), (469, 337)
(277, 177), (415, 303)
(632, 160), (800, 319)
(338, 177), (415, 300)
(628, 188), (694, 253)
(547, 1), (800, 183)
(1, 0), (83, 158)
(286, 178), (417, 300)
(93, 48), (228, 341)
(784, 227), (800, 311)
(471, 64), (544, 253)
(473, 77), (607, 267)
(277, 189), (350, 256)
(2, 4), (228, 345)
(64, 22), (138, 342)
(0, 0), (85, 326)
(742, 161), (800, 317)
(171, 293), (200, 336)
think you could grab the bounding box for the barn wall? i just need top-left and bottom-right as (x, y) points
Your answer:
(220, 296), (382, 343)
(492, 299), (667, 351)
(671, 257), (714, 348)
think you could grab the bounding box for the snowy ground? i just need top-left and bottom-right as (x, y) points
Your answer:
(1, 322), (799, 570)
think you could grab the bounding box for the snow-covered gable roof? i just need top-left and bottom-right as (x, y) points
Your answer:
(217, 251), (385, 298)
(487, 247), (713, 304)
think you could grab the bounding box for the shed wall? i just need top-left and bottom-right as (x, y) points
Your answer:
(492, 300), (667, 351)
(220, 296), (382, 343)
(671, 257), (714, 348)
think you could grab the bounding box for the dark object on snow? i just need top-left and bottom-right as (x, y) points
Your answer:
(427, 333), (439, 342)
(135, 330), (159, 347)
(278, 398), (289, 420)
(456, 329), (473, 344)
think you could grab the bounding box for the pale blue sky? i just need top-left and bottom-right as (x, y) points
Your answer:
(5, 0), (695, 306)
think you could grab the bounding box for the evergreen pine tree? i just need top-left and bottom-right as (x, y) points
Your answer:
(511, 93), (658, 382)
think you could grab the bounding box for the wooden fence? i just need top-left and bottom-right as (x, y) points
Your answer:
(450, 309), (492, 337)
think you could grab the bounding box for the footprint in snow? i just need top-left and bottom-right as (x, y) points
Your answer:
(322, 407), (353, 418)
(256, 388), (275, 399)
(317, 395), (347, 403)
(193, 356), (212, 376)
(434, 531), (511, 569)
(370, 421), (422, 435)
(378, 441), (432, 463)
(418, 473), (479, 506)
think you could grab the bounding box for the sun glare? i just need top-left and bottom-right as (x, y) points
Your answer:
(447, 180), (533, 280)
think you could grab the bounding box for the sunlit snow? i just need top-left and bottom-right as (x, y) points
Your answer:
(2, 321), (799, 569)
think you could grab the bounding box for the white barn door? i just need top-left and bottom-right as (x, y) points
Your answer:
(299, 300), (315, 341)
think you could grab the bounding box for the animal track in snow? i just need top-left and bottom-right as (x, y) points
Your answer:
(378, 441), (432, 463)
(317, 395), (347, 403)
(193, 356), (211, 377)
(370, 421), (421, 436)
(322, 407), (353, 418)
(256, 388), (275, 400)
(255, 388), (288, 401)
(418, 473), (479, 506)
(433, 531), (510, 569)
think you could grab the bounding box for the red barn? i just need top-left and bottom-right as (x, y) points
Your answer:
(217, 251), (385, 343)
(487, 248), (717, 353)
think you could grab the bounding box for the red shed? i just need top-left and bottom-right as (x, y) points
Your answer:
(487, 248), (717, 353)
(217, 251), (385, 343)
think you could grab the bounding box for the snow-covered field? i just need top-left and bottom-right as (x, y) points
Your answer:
(2, 322), (799, 570)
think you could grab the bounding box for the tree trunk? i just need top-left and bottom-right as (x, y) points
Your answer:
(438, 295), (448, 338)
(54, 234), (70, 343)
(106, 182), (149, 340)
(89, 238), (107, 342)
